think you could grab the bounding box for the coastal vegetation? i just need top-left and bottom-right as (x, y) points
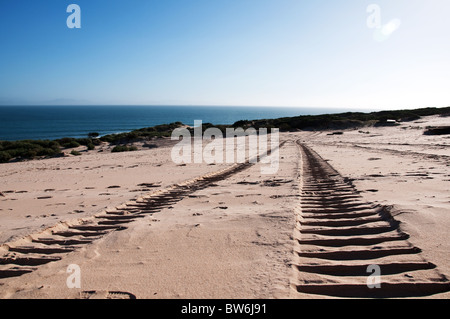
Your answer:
(111, 145), (138, 153)
(0, 106), (449, 163)
(99, 122), (184, 144)
(232, 106), (450, 132)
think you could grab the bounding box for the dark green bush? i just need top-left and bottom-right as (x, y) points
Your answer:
(91, 138), (102, 146)
(424, 126), (450, 135)
(111, 145), (138, 153)
(111, 145), (129, 153)
(36, 147), (58, 156)
(0, 140), (62, 161)
(100, 122), (183, 144)
(0, 151), (12, 163)
(75, 138), (92, 146)
(66, 140), (80, 148)
(143, 143), (158, 149)
(279, 123), (292, 132)
(56, 137), (74, 145)
(56, 138), (80, 149)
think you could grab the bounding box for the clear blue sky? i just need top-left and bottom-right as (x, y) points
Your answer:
(0, 0), (449, 109)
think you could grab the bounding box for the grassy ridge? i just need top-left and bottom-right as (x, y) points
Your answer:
(1, 106), (449, 163)
(99, 122), (184, 144)
(0, 137), (102, 163)
(233, 106), (450, 131)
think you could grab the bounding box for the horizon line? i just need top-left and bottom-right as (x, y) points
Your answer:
(2, 103), (449, 112)
(0, 103), (402, 111)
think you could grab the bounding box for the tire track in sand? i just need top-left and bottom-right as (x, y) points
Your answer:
(0, 163), (254, 281)
(293, 142), (450, 298)
(0, 141), (284, 284)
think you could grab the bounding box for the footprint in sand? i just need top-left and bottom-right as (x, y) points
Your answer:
(45, 203), (66, 207)
(137, 183), (161, 188)
(79, 290), (136, 299)
(237, 181), (260, 185)
(37, 196), (53, 200)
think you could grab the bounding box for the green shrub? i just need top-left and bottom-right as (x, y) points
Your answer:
(0, 151), (12, 163)
(91, 138), (102, 146)
(111, 145), (138, 153)
(0, 140), (63, 161)
(111, 145), (129, 153)
(70, 150), (82, 156)
(279, 123), (292, 132)
(87, 143), (95, 150)
(57, 138), (80, 148)
(99, 135), (113, 143)
(143, 143), (158, 149)
(36, 147), (58, 156)
(75, 138), (92, 146)
(24, 150), (38, 158)
(100, 122), (184, 144)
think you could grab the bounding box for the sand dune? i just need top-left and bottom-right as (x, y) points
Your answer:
(0, 115), (449, 299)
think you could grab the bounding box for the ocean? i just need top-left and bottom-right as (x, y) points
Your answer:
(0, 105), (356, 141)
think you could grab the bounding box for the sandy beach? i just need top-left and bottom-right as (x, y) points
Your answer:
(0, 115), (449, 299)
